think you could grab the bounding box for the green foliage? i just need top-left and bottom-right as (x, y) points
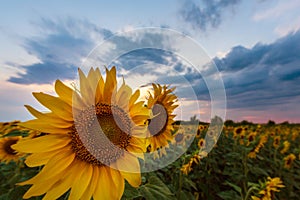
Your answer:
(1, 122), (300, 199)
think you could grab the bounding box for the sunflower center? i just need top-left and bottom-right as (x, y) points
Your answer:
(70, 103), (132, 166)
(286, 158), (292, 165)
(148, 103), (168, 136)
(4, 139), (18, 155)
(235, 128), (242, 134)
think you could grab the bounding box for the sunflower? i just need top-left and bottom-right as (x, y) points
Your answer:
(233, 127), (243, 138)
(197, 138), (205, 149)
(12, 67), (151, 200)
(146, 83), (178, 152)
(0, 136), (24, 163)
(258, 177), (285, 200)
(284, 153), (296, 169)
(280, 141), (290, 154)
(180, 154), (201, 175)
(246, 132), (257, 146)
(196, 125), (206, 138)
(0, 120), (22, 136)
(248, 151), (257, 159)
(252, 177), (285, 200)
(273, 136), (280, 149)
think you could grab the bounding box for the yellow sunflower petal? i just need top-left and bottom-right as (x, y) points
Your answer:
(19, 149), (75, 185)
(81, 166), (99, 200)
(131, 126), (148, 137)
(25, 148), (63, 167)
(120, 170), (141, 188)
(54, 80), (73, 106)
(87, 68), (101, 94)
(24, 105), (72, 128)
(131, 115), (149, 125)
(126, 145), (145, 159)
(130, 136), (146, 151)
(129, 90), (140, 108)
(69, 161), (92, 200)
(19, 119), (70, 134)
(42, 161), (79, 200)
(109, 167), (125, 199)
(129, 101), (146, 115)
(95, 68), (105, 104)
(78, 68), (94, 105)
(22, 169), (66, 199)
(115, 83), (132, 110)
(116, 153), (141, 187)
(12, 134), (71, 153)
(56, 80), (86, 110)
(94, 166), (120, 200)
(32, 92), (73, 121)
(103, 67), (117, 103)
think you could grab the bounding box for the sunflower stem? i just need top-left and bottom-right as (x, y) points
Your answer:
(244, 186), (258, 200)
(178, 171), (183, 199)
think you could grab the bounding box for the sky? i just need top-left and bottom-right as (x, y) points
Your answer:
(0, 0), (300, 123)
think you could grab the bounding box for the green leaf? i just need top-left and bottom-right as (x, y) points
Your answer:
(247, 182), (260, 188)
(182, 176), (198, 191)
(0, 194), (9, 200)
(178, 191), (195, 200)
(224, 181), (241, 194)
(138, 176), (174, 200)
(217, 190), (240, 200)
(250, 167), (269, 176)
(122, 182), (141, 199)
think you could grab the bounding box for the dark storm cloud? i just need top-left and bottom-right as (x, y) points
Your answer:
(110, 48), (172, 71)
(215, 30), (300, 109)
(147, 29), (300, 113)
(179, 0), (241, 31)
(215, 29), (300, 72)
(8, 62), (77, 84)
(7, 18), (178, 85)
(6, 17), (300, 117)
(8, 18), (113, 84)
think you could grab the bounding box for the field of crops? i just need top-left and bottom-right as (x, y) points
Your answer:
(1, 120), (299, 200)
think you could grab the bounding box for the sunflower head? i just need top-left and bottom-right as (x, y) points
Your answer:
(273, 136), (281, 149)
(0, 120), (22, 136)
(246, 132), (257, 146)
(233, 127), (243, 138)
(146, 83), (178, 153)
(197, 138), (205, 148)
(284, 153), (296, 169)
(12, 67), (152, 200)
(0, 136), (24, 163)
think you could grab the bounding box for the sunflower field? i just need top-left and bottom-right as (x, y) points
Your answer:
(1, 119), (300, 200)
(0, 67), (299, 200)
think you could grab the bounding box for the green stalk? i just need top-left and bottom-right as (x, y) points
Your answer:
(244, 186), (258, 200)
(178, 171), (183, 199)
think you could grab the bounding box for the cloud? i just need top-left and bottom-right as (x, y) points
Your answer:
(0, 80), (55, 121)
(253, 0), (300, 21)
(252, 0), (300, 37)
(7, 17), (113, 84)
(214, 29), (300, 73)
(179, 0), (241, 31)
(4, 17), (300, 122)
(213, 30), (300, 113)
(8, 62), (77, 84)
(7, 17), (184, 85)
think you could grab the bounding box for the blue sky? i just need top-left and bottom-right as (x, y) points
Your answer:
(0, 0), (300, 123)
